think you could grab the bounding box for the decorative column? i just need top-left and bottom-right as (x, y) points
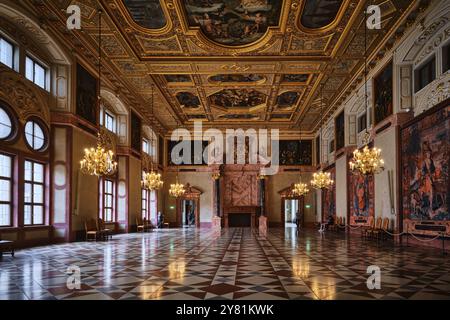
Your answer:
(258, 174), (268, 235)
(212, 172), (222, 230)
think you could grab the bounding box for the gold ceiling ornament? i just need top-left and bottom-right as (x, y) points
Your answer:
(80, 133), (118, 177)
(79, 10), (117, 177)
(292, 181), (309, 196)
(311, 171), (334, 190)
(349, 6), (384, 177)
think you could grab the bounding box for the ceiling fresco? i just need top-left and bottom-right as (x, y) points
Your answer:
(183, 0), (283, 46)
(122, 0), (167, 29)
(210, 89), (267, 109)
(300, 0), (344, 29)
(27, 0), (421, 134)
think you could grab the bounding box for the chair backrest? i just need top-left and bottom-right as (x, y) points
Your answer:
(85, 218), (98, 232)
(98, 218), (105, 230)
(382, 218), (390, 231)
(136, 216), (143, 226)
(375, 217), (382, 229)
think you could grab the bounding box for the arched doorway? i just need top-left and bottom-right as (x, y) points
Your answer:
(176, 184), (202, 228)
(279, 185), (305, 228)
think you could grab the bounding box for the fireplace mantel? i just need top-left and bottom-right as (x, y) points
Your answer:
(223, 206), (259, 228)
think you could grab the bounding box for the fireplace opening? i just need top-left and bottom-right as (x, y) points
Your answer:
(228, 213), (251, 227)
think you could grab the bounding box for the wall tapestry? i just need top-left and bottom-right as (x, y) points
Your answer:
(322, 166), (336, 222)
(348, 161), (374, 226)
(401, 105), (449, 225)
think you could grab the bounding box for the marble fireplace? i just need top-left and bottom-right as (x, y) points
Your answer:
(220, 164), (266, 228)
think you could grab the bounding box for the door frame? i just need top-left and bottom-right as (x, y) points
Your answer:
(279, 185), (305, 228)
(176, 184), (202, 228)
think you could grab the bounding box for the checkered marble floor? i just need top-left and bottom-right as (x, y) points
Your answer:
(1, 227), (449, 300)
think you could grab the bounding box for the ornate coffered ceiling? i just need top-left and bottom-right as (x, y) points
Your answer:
(27, 0), (421, 134)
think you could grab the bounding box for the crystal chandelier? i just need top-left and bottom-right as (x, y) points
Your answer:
(141, 85), (164, 190)
(311, 171), (334, 190)
(293, 182), (309, 196)
(312, 85), (334, 190)
(349, 7), (384, 176)
(349, 134), (385, 175)
(142, 170), (163, 191)
(79, 10), (117, 177)
(169, 170), (185, 198)
(80, 133), (117, 177)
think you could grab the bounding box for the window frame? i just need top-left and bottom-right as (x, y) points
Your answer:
(142, 138), (150, 155)
(104, 110), (116, 133)
(101, 178), (116, 223)
(0, 153), (13, 227)
(443, 42), (450, 74)
(0, 35), (15, 70)
(0, 102), (18, 142)
(142, 187), (149, 220)
(23, 160), (45, 226)
(414, 55), (436, 93)
(25, 55), (48, 91)
(24, 119), (48, 152)
(149, 190), (157, 224)
(357, 113), (367, 133)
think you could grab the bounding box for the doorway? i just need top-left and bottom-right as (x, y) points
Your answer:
(181, 199), (196, 227)
(284, 199), (299, 228)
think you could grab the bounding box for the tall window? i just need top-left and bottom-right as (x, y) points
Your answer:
(0, 154), (13, 227)
(142, 138), (150, 155)
(0, 106), (14, 140)
(100, 108), (117, 133)
(24, 160), (45, 225)
(0, 36), (14, 69)
(443, 43), (450, 73)
(25, 56), (47, 90)
(102, 179), (115, 222)
(329, 139), (335, 153)
(358, 113), (367, 133)
(142, 188), (149, 220)
(149, 190), (157, 224)
(24, 121), (46, 151)
(415, 56), (436, 92)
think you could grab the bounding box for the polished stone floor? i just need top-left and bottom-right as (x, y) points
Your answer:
(0, 227), (449, 300)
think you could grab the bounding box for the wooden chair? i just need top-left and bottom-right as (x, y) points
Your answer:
(85, 218), (99, 241)
(98, 218), (112, 240)
(372, 218), (390, 241)
(337, 217), (346, 232)
(368, 217), (383, 240)
(361, 217), (375, 239)
(137, 217), (145, 233)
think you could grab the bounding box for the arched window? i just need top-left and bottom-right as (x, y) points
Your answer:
(0, 105), (14, 140)
(24, 120), (46, 151)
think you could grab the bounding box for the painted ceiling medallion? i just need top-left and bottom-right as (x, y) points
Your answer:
(123, 0), (167, 29)
(276, 91), (300, 109)
(176, 92), (201, 108)
(300, 0), (343, 29)
(184, 0), (283, 46)
(208, 74), (265, 84)
(210, 89), (266, 108)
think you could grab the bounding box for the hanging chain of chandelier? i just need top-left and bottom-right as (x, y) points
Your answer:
(141, 85), (164, 191)
(80, 9), (117, 177)
(349, 4), (385, 177)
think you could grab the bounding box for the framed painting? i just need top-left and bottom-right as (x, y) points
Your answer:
(131, 111), (141, 152)
(279, 140), (312, 166)
(76, 64), (98, 126)
(373, 62), (393, 125)
(335, 111), (345, 151)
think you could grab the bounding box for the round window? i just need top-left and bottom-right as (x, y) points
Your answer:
(0, 106), (13, 140)
(24, 120), (46, 151)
